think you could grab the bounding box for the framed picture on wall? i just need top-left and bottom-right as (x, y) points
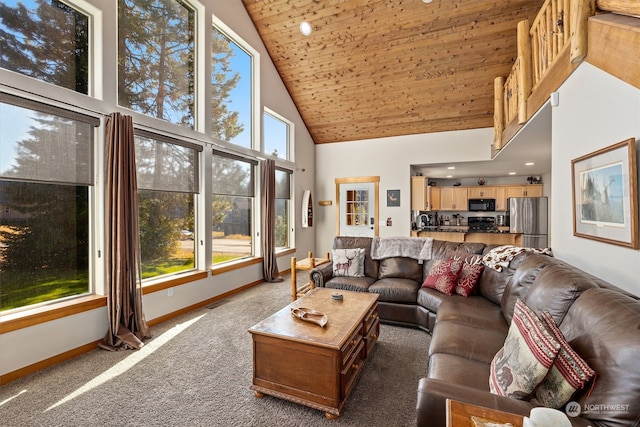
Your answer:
(387, 189), (400, 207)
(571, 138), (638, 249)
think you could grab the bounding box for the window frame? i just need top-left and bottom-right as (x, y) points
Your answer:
(0, 92), (101, 314)
(263, 107), (293, 161)
(133, 129), (203, 281)
(210, 16), (260, 150)
(211, 149), (258, 266)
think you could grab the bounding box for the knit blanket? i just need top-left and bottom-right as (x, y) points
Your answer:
(370, 236), (433, 260)
(482, 245), (553, 272)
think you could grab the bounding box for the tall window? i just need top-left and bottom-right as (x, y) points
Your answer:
(275, 168), (292, 250)
(118, 0), (195, 128)
(211, 24), (253, 147)
(0, 93), (98, 312)
(134, 130), (201, 279)
(0, 0), (89, 94)
(211, 151), (256, 264)
(264, 110), (290, 160)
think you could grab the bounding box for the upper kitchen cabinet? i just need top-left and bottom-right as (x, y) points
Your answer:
(468, 186), (497, 199)
(439, 187), (468, 211)
(505, 184), (543, 198)
(411, 176), (440, 211)
(411, 176), (426, 210)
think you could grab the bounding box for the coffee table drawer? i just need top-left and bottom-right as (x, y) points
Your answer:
(340, 324), (363, 367)
(364, 315), (380, 356)
(363, 304), (379, 334)
(341, 340), (365, 399)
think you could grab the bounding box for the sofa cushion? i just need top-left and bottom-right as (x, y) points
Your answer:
(429, 320), (507, 364)
(427, 353), (491, 391)
(500, 254), (551, 323)
(378, 257), (422, 282)
(331, 248), (365, 277)
(489, 299), (560, 399)
(422, 258), (463, 295)
(324, 275), (376, 293)
(477, 251), (529, 305)
(435, 298), (508, 334)
(417, 287), (451, 313)
(523, 261), (599, 326)
(531, 310), (595, 409)
(369, 278), (420, 304)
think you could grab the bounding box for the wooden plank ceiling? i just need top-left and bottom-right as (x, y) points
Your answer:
(242, 0), (544, 144)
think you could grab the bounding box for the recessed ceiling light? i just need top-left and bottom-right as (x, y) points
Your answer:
(423, 0), (433, 3)
(446, 175), (453, 178)
(525, 162), (535, 166)
(299, 21), (312, 36)
(509, 172), (517, 175)
(447, 166), (455, 170)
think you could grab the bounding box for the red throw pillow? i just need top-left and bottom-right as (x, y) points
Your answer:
(422, 258), (463, 295)
(455, 261), (484, 297)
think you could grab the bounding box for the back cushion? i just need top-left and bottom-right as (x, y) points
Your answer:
(478, 251), (529, 305)
(334, 236), (378, 278)
(379, 257), (422, 282)
(559, 288), (640, 426)
(523, 261), (599, 326)
(500, 254), (551, 323)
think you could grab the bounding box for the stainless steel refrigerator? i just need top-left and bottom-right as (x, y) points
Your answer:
(509, 197), (548, 248)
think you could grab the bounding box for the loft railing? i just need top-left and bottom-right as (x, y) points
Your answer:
(493, 0), (599, 150)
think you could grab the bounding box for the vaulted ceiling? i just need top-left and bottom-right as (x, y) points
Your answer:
(242, 0), (544, 144)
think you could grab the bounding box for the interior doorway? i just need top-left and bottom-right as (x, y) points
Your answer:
(335, 176), (379, 237)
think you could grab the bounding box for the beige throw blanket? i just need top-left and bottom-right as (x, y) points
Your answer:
(371, 236), (433, 260)
(482, 245), (553, 272)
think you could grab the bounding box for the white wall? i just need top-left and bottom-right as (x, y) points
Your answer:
(314, 128), (494, 255)
(1, 0), (315, 378)
(552, 63), (640, 295)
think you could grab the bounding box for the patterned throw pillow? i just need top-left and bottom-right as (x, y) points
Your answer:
(421, 258), (463, 295)
(455, 258), (484, 297)
(332, 248), (365, 277)
(531, 311), (595, 408)
(489, 299), (560, 399)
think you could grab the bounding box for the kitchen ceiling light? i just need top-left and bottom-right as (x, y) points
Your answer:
(525, 162), (535, 166)
(300, 21), (312, 36)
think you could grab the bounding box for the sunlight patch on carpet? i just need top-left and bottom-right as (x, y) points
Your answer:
(45, 314), (206, 411)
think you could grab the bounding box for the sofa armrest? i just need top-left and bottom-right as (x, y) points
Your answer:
(310, 262), (333, 288)
(416, 378), (592, 427)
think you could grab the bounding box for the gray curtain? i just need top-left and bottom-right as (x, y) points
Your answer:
(100, 112), (151, 351)
(262, 159), (283, 282)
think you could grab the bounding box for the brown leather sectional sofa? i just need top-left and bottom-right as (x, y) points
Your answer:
(309, 236), (640, 427)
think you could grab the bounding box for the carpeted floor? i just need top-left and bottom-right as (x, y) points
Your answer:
(0, 274), (431, 426)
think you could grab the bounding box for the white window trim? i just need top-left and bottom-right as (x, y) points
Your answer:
(263, 107), (294, 161)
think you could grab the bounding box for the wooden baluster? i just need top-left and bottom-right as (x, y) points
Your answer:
(493, 76), (504, 150)
(517, 19), (532, 124)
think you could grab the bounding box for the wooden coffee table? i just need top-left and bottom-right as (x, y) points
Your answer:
(248, 288), (380, 419)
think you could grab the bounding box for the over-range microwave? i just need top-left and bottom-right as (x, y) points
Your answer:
(468, 198), (496, 212)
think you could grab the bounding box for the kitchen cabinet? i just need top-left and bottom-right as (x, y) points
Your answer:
(439, 187), (468, 211)
(495, 186), (507, 211)
(427, 186), (440, 211)
(411, 176), (426, 210)
(505, 184), (543, 198)
(467, 186), (496, 199)
(411, 177), (439, 210)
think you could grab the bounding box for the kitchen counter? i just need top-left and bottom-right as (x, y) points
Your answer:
(411, 229), (522, 246)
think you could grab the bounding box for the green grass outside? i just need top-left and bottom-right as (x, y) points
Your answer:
(1, 251), (248, 312)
